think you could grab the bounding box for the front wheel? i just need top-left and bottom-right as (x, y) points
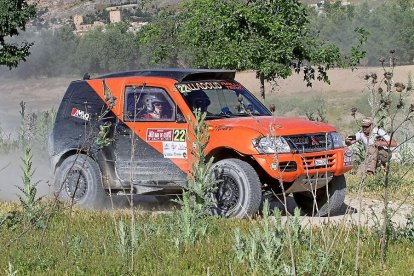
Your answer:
(54, 154), (109, 208)
(293, 175), (346, 216)
(211, 159), (262, 218)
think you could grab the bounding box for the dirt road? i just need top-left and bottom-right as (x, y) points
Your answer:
(269, 195), (412, 228)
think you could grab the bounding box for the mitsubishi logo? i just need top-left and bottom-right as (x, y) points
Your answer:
(310, 136), (319, 146)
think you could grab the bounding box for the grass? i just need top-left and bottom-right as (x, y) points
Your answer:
(1, 202), (414, 275)
(346, 164), (414, 204)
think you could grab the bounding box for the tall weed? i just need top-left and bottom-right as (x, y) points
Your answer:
(0, 125), (18, 153)
(173, 110), (219, 247)
(17, 147), (45, 228)
(400, 209), (414, 245)
(116, 219), (140, 258)
(0, 147), (45, 230)
(233, 200), (290, 274)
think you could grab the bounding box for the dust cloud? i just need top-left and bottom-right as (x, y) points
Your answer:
(0, 150), (178, 212)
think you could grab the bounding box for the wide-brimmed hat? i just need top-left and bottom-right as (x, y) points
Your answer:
(361, 118), (373, 127)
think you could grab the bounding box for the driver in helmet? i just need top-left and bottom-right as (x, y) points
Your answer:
(188, 90), (211, 113)
(142, 94), (167, 119)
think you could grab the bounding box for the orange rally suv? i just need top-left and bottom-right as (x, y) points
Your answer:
(49, 69), (352, 217)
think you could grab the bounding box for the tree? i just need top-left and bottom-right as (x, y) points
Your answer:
(74, 23), (140, 74)
(0, 0), (36, 69)
(140, 0), (367, 99)
(313, 0), (414, 66)
(138, 9), (189, 68)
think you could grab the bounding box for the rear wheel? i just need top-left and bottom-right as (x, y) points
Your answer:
(54, 154), (109, 208)
(211, 159), (262, 218)
(293, 175), (346, 216)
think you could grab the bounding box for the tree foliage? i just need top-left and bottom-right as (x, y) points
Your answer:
(311, 0), (414, 66)
(140, 0), (367, 99)
(4, 0), (414, 82)
(4, 23), (142, 77)
(0, 0), (36, 69)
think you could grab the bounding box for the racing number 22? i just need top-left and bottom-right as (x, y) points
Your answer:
(174, 129), (186, 142)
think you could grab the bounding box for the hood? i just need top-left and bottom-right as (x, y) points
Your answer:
(208, 116), (336, 136)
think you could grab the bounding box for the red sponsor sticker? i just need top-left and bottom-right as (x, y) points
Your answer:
(220, 81), (243, 90)
(146, 129), (173, 141)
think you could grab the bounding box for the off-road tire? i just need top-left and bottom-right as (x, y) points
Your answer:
(293, 175), (346, 216)
(211, 158), (262, 218)
(54, 154), (109, 208)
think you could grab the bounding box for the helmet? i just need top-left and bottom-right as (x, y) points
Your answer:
(188, 90), (211, 112)
(142, 93), (165, 112)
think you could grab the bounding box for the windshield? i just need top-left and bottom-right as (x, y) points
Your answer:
(176, 81), (271, 119)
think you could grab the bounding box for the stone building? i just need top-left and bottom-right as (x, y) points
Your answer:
(109, 10), (122, 23)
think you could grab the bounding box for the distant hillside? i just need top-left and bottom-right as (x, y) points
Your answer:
(34, 0), (184, 21)
(32, 0), (387, 24)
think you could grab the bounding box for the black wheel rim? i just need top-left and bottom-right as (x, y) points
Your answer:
(214, 172), (240, 215)
(64, 168), (88, 201)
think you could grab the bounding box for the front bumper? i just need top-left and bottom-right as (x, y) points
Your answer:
(252, 148), (352, 183)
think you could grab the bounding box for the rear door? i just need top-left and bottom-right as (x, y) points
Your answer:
(114, 85), (189, 185)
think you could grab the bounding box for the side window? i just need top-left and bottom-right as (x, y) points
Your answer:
(124, 86), (175, 122)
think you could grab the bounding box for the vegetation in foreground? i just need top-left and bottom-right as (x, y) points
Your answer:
(0, 201), (413, 275)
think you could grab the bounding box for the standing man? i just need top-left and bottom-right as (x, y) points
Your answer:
(345, 118), (397, 174)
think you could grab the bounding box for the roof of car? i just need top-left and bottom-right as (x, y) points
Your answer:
(94, 69), (236, 82)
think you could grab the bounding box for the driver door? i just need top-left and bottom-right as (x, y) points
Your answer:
(114, 85), (189, 185)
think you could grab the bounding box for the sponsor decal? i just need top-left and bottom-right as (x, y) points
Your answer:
(212, 126), (233, 131)
(162, 142), (188, 159)
(176, 82), (222, 93)
(220, 81), (243, 90)
(146, 129), (187, 142)
(71, 107), (90, 121)
(147, 129), (173, 141)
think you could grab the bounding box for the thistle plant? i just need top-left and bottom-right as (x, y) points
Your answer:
(0, 125), (18, 154)
(18, 101), (38, 148)
(35, 108), (56, 153)
(232, 200), (287, 274)
(185, 110), (218, 212)
(116, 219), (140, 259)
(16, 147), (44, 228)
(352, 50), (414, 270)
(173, 110), (219, 247)
(400, 209), (414, 245)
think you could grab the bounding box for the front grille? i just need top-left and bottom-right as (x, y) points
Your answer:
(279, 161), (297, 172)
(302, 154), (336, 170)
(285, 134), (333, 153)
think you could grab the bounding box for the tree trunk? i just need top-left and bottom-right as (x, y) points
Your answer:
(259, 73), (265, 100)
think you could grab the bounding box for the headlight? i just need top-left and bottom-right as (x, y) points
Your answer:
(330, 132), (344, 148)
(253, 136), (291, 154)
